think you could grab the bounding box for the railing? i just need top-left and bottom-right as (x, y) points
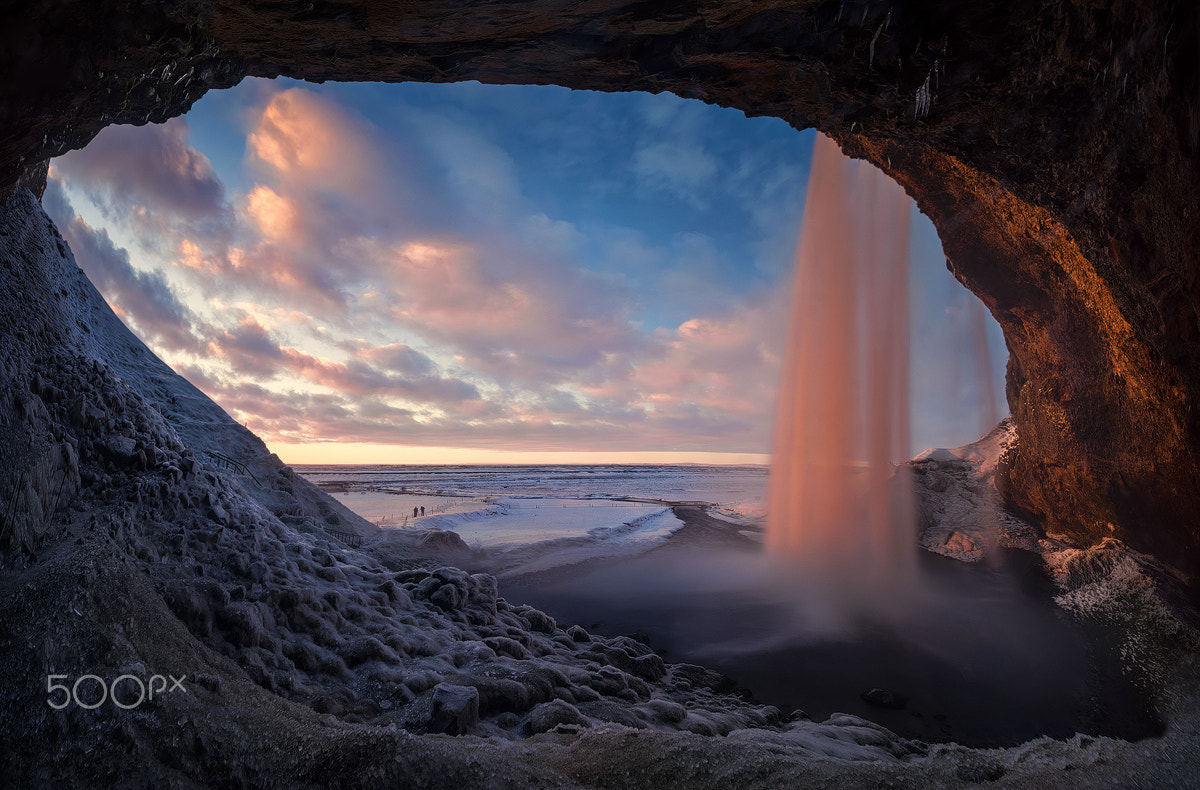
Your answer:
(203, 451), (260, 484)
(326, 529), (365, 547)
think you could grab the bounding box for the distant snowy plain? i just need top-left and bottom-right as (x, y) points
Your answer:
(295, 464), (768, 550)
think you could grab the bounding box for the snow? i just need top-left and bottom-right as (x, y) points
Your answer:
(911, 418), (1041, 562)
(303, 464), (761, 565)
(404, 498), (680, 548)
(327, 490), (488, 527)
(911, 447), (962, 463)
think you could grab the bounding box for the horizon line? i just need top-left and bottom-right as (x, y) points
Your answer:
(270, 442), (771, 467)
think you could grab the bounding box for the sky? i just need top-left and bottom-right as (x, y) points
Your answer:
(45, 78), (1007, 465)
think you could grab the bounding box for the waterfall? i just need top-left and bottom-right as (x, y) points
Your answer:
(767, 134), (916, 588)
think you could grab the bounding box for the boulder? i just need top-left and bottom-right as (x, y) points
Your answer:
(523, 699), (588, 735)
(428, 683), (479, 735)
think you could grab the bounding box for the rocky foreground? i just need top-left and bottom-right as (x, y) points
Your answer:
(2, 187), (1199, 787)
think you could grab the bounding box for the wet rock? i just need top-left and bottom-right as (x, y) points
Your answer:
(588, 666), (628, 696)
(429, 583), (463, 611)
(428, 683), (479, 735)
(577, 699), (646, 729)
(162, 578), (228, 637)
(395, 568), (431, 584)
(246, 560), (268, 584)
(340, 635), (397, 667)
(206, 502), (230, 527)
(642, 698), (686, 724)
(603, 646), (666, 682)
(418, 529), (469, 554)
(217, 601), (266, 649)
(466, 573), (498, 610)
(432, 566), (470, 586)
(669, 663), (730, 692)
(100, 436), (138, 468)
(415, 575), (441, 598)
(524, 699), (588, 735)
(516, 605), (556, 635)
(484, 636), (530, 660)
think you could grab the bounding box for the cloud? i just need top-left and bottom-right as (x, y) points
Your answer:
(206, 318), (286, 377)
(221, 88), (649, 390)
(279, 349), (483, 406)
(248, 89), (374, 189)
(51, 118), (225, 220)
(618, 290), (789, 450)
(362, 236), (646, 386)
(48, 81), (803, 456)
(633, 141), (717, 207)
(406, 111), (524, 224)
(244, 87), (448, 238)
(43, 178), (204, 354)
(245, 185), (299, 240)
(357, 343), (435, 377)
(203, 315), (484, 410)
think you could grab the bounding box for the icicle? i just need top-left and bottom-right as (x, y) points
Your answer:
(915, 74), (932, 118)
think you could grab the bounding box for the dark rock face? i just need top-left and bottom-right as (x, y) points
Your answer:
(1, 1), (1197, 572)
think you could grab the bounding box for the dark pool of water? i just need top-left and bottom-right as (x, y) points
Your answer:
(503, 546), (1163, 747)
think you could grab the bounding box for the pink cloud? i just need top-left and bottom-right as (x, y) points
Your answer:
(52, 118), (225, 220)
(48, 83), (792, 456)
(245, 185), (300, 240)
(247, 89), (375, 191)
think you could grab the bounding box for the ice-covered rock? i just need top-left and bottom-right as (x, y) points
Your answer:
(911, 418), (1041, 563)
(429, 683), (480, 735)
(524, 698), (589, 734)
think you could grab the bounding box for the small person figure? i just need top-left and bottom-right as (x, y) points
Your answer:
(413, 506), (419, 518)
(420, 506), (425, 516)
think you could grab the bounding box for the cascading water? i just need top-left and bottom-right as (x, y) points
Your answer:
(968, 297), (1002, 437)
(767, 134), (916, 588)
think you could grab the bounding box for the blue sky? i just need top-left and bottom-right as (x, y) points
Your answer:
(45, 77), (1006, 464)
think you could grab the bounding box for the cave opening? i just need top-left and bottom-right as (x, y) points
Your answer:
(43, 77), (1171, 751)
(46, 76), (1008, 469)
(3, 0), (1198, 782)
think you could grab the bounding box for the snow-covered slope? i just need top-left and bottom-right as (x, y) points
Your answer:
(0, 187), (378, 544)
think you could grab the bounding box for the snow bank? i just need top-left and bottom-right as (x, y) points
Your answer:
(911, 418), (1041, 562)
(402, 497), (680, 549)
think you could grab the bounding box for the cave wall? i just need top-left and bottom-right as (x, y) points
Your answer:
(2, 0), (1198, 573)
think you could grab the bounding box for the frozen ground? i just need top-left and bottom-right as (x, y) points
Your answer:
(2, 187), (1199, 787)
(323, 489), (489, 527)
(303, 465), (746, 577)
(323, 491), (682, 550)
